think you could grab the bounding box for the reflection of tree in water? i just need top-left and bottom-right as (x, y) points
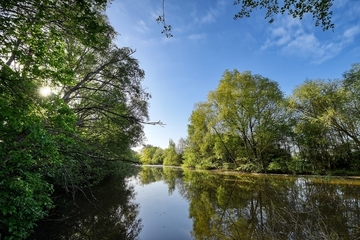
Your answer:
(180, 170), (360, 240)
(51, 166), (360, 240)
(137, 166), (164, 184)
(137, 166), (184, 195)
(29, 172), (142, 240)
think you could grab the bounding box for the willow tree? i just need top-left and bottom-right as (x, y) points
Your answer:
(209, 70), (290, 171)
(163, 139), (182, 166)
(183, 102), (218, 168)
(184, 70), (291, 171)
(342, 63), (360, 150)
(289, 74), (360, 172)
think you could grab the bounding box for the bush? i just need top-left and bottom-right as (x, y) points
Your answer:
(236, 163), (258, 172)
(267, 158), (289, 173)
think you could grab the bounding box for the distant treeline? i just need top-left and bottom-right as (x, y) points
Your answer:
(139, 64), (360, 176)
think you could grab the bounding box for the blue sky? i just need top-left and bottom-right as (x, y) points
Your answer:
(106, 0), (360, 149)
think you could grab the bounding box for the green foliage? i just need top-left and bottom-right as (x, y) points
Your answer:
(183, 64), (360, 175)
(139, 145), (164, 165)
(0, 0), (151, 238)
(185, 70), (291, 172)
(0, 94), (59, 238)
(235, 162), (259, 172)
(233, 0), (334, 31)
(182, 146), (201, 168)
(267, 158), (289, 173)
(0, 173), (53, 239)
(152, 148), (165, 164)
(288, 77), (360, 173)
(163, 140), (182, 166)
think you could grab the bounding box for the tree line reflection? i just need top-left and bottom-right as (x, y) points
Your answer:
(138, 166), (360, 240)
(28, 170), (143, 240)
(29, 167), (360, 239)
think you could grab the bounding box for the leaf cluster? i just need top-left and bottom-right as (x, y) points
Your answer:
(233, 0), (334, 30)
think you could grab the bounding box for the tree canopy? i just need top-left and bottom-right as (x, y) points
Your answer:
(183, 70), (291, 171)
(178, 65), (360, 174)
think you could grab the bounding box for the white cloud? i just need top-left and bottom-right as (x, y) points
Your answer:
(198, 0), (227, 24)
(188, 33), (207, 41)
(200, 9), (217, 24)
(343, 26), (360, 42)
(333, 0), (349, 9)
(135, 20), (150, 34)
(283, 34), (342, 64)
(261, 16), (360, 64)
(339, 1), (360, 19)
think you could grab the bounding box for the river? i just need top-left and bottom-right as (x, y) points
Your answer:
(29, 166), (360, 239)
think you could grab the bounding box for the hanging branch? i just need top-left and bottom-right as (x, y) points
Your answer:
(156, 0), (173, 38)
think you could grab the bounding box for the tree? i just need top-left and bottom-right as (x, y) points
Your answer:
(288, 78), (360, 172)
(56, 42), (151, 188)
(176, 137), (188, 155)
(209, 70), (290, 171)
(163, 139), (182, 166)
(183, 70), (291, 172)
(342, 63), (360, 150)
(139, 145), (164, 164)
(152, 148), (165, 164)
(0, 0), (111, 237)
(183, 102), (219, 169)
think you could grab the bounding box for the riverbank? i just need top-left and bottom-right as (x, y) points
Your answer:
(143, 164), (360, 180)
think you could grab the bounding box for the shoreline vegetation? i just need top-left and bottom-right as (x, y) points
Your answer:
(138, 66), (360, 179)
(141, 164), (360, 180)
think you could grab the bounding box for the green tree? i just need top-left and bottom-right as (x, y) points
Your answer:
(183, 102), (218, 169)
(55, 42), (150, 189)
(342, 63), (360, 150)
(163, 139), (182, 166)
(209, 70), (290, 171)
(184, 70), (291, 172)
(288, 78), (359, 172)
(139, 145), (164, 165)
(152, 148), (165, 164)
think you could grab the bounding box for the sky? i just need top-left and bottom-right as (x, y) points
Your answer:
(106, 0), (360, 150)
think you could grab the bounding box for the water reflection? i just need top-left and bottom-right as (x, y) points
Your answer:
(28, 171), (143, 240)
(138, 167), (360, 240)
(134, 166), (192, 240)
(29, 166), (360, 240)
(137, 166), (184, 195)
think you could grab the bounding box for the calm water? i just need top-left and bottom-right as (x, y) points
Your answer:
(29, 166), (360, 240)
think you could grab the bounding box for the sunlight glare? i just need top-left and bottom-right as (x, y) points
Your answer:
(39, 86), (52, 97)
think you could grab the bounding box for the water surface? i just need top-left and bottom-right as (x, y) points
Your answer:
(29, 166), (360, 239)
